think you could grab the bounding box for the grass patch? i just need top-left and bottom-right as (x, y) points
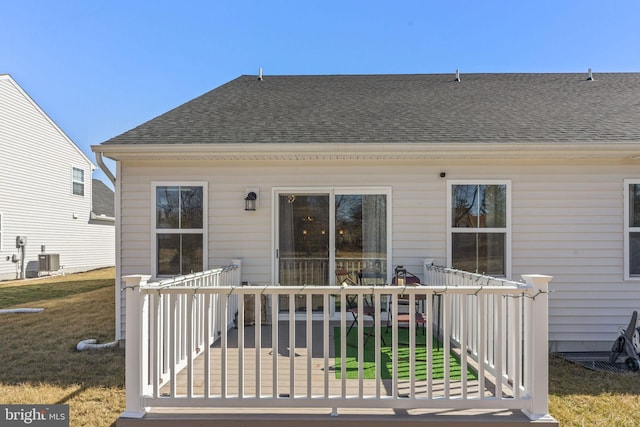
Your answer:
(549, 354), (640, 426)
(0, 269), (114, 309)
(334, 326), (477, 380)
(4, 268), (640, 425)
(0, 267), (124, 427)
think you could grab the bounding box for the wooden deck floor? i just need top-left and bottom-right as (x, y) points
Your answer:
(160, 321), (487, 399)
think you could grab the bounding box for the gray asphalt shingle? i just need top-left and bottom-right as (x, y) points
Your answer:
(102, 73), (640, 146)
(92, 179), (114, 217)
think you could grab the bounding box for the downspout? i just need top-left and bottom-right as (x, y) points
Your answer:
(95, 152), (116, 185)
(91, 150), (120, 346)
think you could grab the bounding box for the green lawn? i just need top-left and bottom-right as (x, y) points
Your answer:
(2, 268), (640, 426)
(0, 268), (124, 427)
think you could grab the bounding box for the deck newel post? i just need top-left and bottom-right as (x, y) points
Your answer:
(121, 274), (152, 419)
(521, 274), (555, 422)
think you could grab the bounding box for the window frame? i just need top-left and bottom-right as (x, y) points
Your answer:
(72, 167), (85, 196)
(624, 179), (640, 280)
(151, 181), (208, 278)
(446, 180), (512, 278)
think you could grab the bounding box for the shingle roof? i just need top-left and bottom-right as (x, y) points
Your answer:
(102, 73), (640, 145)
(92, 179), (114, 217)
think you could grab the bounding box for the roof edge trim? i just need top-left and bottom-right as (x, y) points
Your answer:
(92, 142), (640, 161)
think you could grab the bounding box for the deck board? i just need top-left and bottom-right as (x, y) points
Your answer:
(160, 321), (488, 400)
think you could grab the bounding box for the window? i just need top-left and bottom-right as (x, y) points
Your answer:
(448, 181), (510, 276)
(153, 183), (206, 276)
(72, 167), (85, 196)
(625, 180), (640, 279)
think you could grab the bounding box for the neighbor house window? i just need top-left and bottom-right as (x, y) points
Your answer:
(153, 183), (206, 276)
(448, 181), (510, 276)
(625, 180), (640, 279)
(72, 167), (85, 196)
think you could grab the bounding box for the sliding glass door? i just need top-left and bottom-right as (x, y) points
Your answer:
(278, 193), (330, 312)
(335, 193), (387, 283)
(276, 188), (390, 313)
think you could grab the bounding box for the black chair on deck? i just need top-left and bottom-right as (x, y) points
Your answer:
(387, 266), (426, 335)
(337, 267), (385, 346)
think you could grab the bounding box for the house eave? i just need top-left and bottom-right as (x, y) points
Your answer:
(92, 142), (640, 162)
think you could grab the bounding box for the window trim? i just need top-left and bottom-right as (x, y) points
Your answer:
(624, 179), (640, 280)
(446, 180), (512, 279)
(151, 181), (208, 278)
(72, 167), (85, 196)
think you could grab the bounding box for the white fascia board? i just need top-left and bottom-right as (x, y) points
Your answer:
(91, 141), (640, 161)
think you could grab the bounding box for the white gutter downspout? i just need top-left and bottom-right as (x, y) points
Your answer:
(95, 151), (116, 185)
(93, 150), (120, 344)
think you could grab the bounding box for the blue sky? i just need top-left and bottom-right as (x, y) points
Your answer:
(2, 1), (639, 186)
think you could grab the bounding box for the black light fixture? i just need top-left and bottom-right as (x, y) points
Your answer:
(244, 191), (257, 211)
(394, 265), (407, 285)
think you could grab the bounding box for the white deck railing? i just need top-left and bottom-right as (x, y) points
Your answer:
(121, 260), (553, 422)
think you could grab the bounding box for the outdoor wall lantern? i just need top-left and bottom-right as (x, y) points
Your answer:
(244, 191), (257, 211)
(394, 265), (407, 286)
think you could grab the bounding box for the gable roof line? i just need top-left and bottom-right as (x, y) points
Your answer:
(1, 74), (96, 170)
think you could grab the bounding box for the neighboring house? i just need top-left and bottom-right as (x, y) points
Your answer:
(0, 74), (115, 280)
(93, 72), (640, 353)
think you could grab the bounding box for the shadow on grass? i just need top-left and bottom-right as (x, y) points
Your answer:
(0, 270), (125, 427)
(0, 279), (114, 309)
(0, 279), (124, 389)
(549, 354), (640, 396)
(55, 385), (87, 405)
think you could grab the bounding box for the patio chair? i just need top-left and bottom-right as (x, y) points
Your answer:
(387, 267), (426, 336)
(336, 267), (359, 287)
(336, 268), (386, 346)
(358, 266), (386, 286)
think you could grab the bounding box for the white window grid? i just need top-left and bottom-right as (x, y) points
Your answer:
(151, 181), (208, 278)
(72, 167), (85, 196)
(446, 180), (512, 279)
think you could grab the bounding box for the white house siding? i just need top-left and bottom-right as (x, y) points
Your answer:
(509, 163), (630, 352)
(0, 76), (114, 281)
(116, 157), (638, 351)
